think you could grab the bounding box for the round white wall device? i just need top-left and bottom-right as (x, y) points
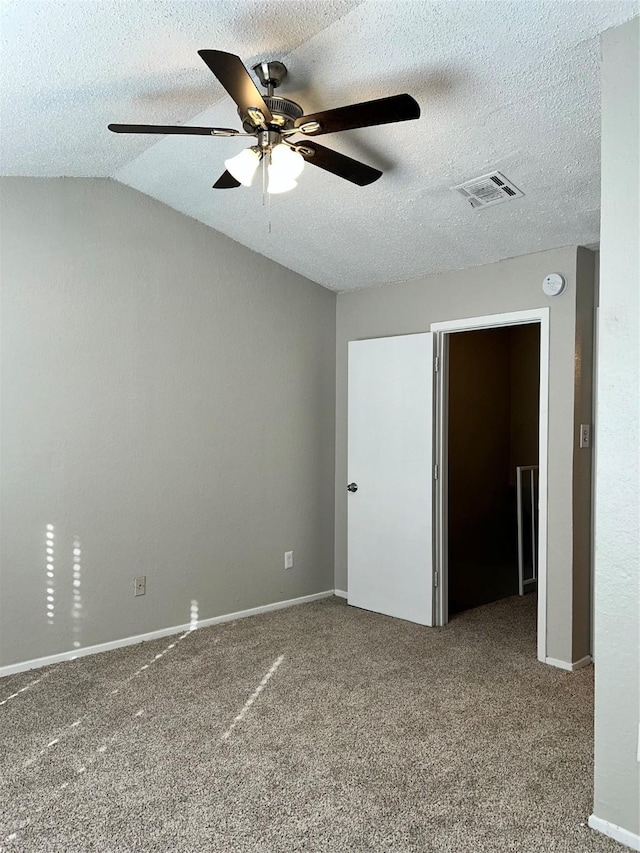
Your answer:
(542, 272), (567, 297)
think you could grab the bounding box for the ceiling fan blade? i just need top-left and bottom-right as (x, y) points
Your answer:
(108, 124), (241, 136)
(198, 50), (273, 126)
(212, 170), (241, 189)
(298, 142), (381, 186)
(294, 94), (420, 136)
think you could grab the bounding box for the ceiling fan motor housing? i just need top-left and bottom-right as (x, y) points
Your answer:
(238, 60), (303, 133)
(240, 95), (303, 133)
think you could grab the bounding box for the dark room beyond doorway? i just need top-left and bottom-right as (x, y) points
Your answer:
(447, 324), (540, 615)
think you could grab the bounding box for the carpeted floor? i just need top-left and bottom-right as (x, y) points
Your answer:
(0, 595), (626, 852)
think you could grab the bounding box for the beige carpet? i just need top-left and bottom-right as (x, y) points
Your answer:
(0, 595), (626, 852)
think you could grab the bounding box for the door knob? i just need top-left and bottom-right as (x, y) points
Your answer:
(347, 482), (358, 492)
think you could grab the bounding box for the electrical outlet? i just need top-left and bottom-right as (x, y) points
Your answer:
(284, 551), (294, 570)
(134, 576), (146, 596)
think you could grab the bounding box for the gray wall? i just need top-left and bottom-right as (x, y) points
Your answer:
(573, 248), (596, 659)
(593, 16), (640, 838)
(335, 246), (595, 664)
(0, 178), (336, 668)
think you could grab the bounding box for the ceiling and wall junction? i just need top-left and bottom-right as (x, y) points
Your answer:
(1, 0), (637, 291)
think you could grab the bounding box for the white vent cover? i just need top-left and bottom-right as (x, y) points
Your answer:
(452, 171), (524, 209)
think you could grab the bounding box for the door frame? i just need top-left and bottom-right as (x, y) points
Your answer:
(430, 308), (550, 662)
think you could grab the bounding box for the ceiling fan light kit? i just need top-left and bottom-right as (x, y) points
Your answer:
(267, 167), (298, 195)
(271, 143), (304, 179)
(224, 146), (261, 186)
(108, 50), (420, 196)
(225, 140), (304, 193)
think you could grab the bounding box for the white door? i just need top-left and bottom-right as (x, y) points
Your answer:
(347, 333), (435, 625)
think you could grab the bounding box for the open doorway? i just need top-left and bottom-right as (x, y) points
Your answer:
(431, 308), (550, 662)
(446, 324), (540, 615)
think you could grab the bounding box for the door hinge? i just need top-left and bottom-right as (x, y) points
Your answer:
(434, 356), (440, 373)
(434, 571), (439, 588)
(434, 464), (439, 480)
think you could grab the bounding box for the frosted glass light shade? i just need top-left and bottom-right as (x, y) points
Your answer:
(224, 147), (261, 186)
(267, 144), (304, 194)
(270, 143), (304, 179)
(267, 166), (298, 194)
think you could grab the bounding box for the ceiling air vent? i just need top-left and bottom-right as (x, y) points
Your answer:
(452, 171), (524, 210)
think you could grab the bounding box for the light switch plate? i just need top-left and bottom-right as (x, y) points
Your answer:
(580, 424), (591, 448)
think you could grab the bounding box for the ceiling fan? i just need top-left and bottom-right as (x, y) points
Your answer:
(108, 50), (420, 194)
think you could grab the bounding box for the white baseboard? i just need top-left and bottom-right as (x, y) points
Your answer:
(589, 815), (640, 851)
(0, 590), (335, 678)
(334, 589), (348, 599)
(545, 654), (592, 672)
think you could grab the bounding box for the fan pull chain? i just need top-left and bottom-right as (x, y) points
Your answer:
(261, 151), (272, 233)
(262, 153), (266, 205)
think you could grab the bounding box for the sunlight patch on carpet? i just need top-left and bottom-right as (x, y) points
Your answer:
(222, 655), (284, 741)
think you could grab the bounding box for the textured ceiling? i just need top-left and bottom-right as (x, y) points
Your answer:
(1, 0), (638, 291)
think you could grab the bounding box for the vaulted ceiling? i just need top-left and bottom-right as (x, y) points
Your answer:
(1, 1), (637, 291)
